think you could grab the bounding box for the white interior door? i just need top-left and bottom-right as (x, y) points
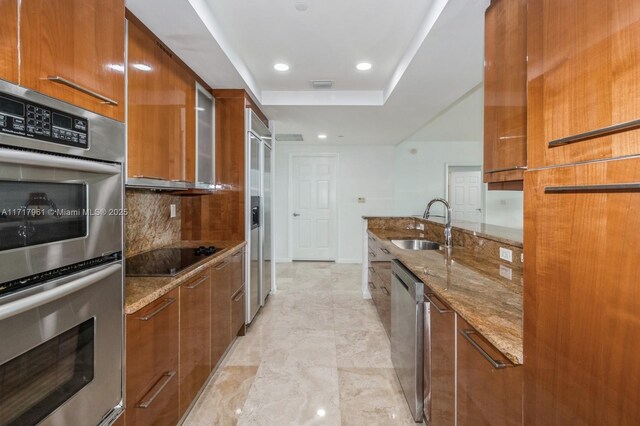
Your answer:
(291, 155), (337, 260)
(449, 169), (483, 223)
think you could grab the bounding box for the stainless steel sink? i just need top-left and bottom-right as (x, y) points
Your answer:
(391, 239), (440, 251)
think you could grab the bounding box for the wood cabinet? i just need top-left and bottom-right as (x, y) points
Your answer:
(424, 292), (456, 425)
(211, 258), (232, 368)
(126, 19), (195, 184)
(0, 0), (18, 84)
(179, 272), (211, 417)
(523, 157), (640, 425)
(483, 0), (527, 189)
(457, 316), (522, 426)
(367, 235), (392, 338)
(125, 289), (180, 426)
(527, 0), (640, 168)
(19, 0), (125, 121)
(230, 249), (246, 337)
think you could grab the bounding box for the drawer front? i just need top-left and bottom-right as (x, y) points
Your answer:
(125, 288), (180, 426)
(230, 248), (245, 295)
(231, 285), (246, 337)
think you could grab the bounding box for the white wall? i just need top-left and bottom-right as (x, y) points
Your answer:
(393, 85), (524, 229)
(274, 144), (395, 263)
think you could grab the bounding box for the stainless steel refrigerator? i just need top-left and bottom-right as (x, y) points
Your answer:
(246, 110), (272, 323)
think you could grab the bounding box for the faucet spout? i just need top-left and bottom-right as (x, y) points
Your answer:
(423, 198), (453, 247)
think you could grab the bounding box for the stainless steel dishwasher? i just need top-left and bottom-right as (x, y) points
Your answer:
(391, 259), (424, 422)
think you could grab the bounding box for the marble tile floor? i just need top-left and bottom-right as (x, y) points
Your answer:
(183, 262), (416, 426)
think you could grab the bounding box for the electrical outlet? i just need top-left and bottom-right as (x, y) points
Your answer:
(357, 197), (366, 203)
(521, 253), (524, 263)
(416, 223), (425, 231)
(499, 247), (513, 262)
(170, 204), (177, 218)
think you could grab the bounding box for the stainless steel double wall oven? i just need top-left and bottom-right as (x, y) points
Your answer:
(0, 80), (124, 426)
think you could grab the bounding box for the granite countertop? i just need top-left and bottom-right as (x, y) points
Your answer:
(368, 227), (523, 365)
(125, 240), (246, 314)
(363, 215), (523, 248)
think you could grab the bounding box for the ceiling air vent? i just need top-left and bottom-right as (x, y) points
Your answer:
(311, 80), (334, 90)
(275, 133), (304, 142)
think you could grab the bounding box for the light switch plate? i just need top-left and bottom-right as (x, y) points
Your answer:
(499, 265), (513, 280)
(416, 223), (425, 231)
(357, 197), (366, 203)
(499, 247), (513, 262)
(170, 204), (177, 218)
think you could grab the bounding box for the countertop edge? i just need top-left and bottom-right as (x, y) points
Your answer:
(124, 241), (246, 315)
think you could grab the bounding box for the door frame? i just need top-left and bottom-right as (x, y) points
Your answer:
(287, 153), (339, 262)
(444, 163), (485, 223)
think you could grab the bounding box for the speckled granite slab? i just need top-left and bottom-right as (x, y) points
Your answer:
(125, 240), (245, 314)
(367, 222), (523, 365)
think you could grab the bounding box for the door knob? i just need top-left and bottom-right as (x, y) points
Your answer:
(292, 213), (301, 217)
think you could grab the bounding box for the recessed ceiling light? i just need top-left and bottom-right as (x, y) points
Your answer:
(132, 63), (152, 72)
(274, 63), (290, 72)
(356, 62), (372, 71)
(318, 134), (327, 139)
(294, 1), (308, 11)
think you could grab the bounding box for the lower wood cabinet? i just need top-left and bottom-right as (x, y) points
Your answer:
(231, 285), (246, 337)
(457, 316), (522, 426)
(211, 258), (232, 368)
(424, 292), (456, 425)
(179, 272), (211, 416)
(368, 234), (392, 338)
(125, 289), (180, 426)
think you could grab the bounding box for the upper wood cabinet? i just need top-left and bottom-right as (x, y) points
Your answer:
(484, 0), (527, 189)
(524, 157), (640, 425)
(527, 0), (640, 168)
(19, 0), (125, 121)
(127, 19), (195, 184)
(457, 316), (522, 426)
(0, 0), (19, 84)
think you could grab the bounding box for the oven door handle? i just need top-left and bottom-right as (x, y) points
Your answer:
(0, 263), (122, 321)
(0, 148), (121, 175)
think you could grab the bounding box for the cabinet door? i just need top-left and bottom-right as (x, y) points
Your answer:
(230, 248), (245, 295)
(211, 260), (232, 368)
(484, 0), (527, 186)
(231, 285), (246, 337)
(19, 0), (125, 121)
(126, 289), (180, 426)
(127, 20), (195, 183)
(179, 273), (211, 417)
(0, 0), (18, 84)
(425, 292), (456, 425)
(524, 158), (640, 425)
(457, 316), (522, 426)
(527, 0), (640, 168)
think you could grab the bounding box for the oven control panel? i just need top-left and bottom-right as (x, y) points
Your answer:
(0, 92), (89, 149)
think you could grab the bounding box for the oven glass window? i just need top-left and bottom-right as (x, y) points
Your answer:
(0, 318), (95, 425)
(0, 181), (87, 251)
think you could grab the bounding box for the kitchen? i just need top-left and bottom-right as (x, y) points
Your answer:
(0, 0), (638, 425)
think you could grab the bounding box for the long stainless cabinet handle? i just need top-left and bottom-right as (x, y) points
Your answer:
(368, 281), (376, 289)
(215, 261), (229, 270)
(545, 183), (640, 193)
(381, 286), (390, 296)
(186, 275), (209, 289)
(136, 371), (176, 408)
(0, 147), (121, 175)
(548, 118), (640, 148)
(459, 329), (513, 369)
(426, 293), (453, 314)
(137, 298), (175, 321)
(232, 289), (245, 302)
(0, 263), (121, 321)
(484, 166), (527, 174)
(48, 76), (119, 105)
(381, 248), (390, 255)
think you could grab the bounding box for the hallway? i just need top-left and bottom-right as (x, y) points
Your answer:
(183, 262), (415, 425)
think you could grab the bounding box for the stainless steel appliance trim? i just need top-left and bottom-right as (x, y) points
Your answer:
(0, 263), (121, 321)
(545, 183), (640, 193)
(547, 118), (640, 148)
(484, 166), (528, 174)
(424, 301), (432, 423)
(126, 176), (192, 190)
(0, 147), (121, 174)
(426, 293), (453, 314)
(47, 76), (118, 105)
(137, 298), (176, 321)
(135, 371), (176, 408)
(459, 329), (513, 369)
(185, 275), (209, 290)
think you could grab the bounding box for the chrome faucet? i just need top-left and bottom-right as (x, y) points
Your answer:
(423, 198), (453, 247)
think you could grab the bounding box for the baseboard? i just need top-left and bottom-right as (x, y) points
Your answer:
(275, 258), (292, 263)
(336, 258), (362, 264)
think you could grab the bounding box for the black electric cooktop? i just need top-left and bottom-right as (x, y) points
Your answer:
(126, 246), (221, 277)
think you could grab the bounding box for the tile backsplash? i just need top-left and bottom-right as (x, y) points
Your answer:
(125, 190), (181, 257)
